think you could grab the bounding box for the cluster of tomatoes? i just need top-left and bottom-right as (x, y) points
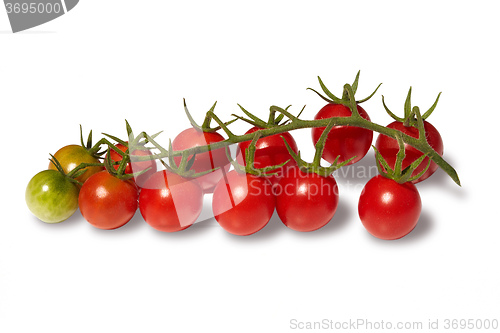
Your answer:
(26, 77), (447, 240)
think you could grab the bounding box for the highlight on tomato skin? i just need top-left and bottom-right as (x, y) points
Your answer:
(212, 170), (276, 236)
(312, 103), (373, 166)
(139, 170), (204, 233)
(26, 169), (80, 223)
(375, 121), (444, 183)
(358, 175), (422, 240)
(78, 171), (139, 230)
(275, 167), (339, 232)
(171, 127), (231, 193)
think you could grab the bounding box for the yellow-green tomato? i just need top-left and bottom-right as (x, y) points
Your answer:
(26, 170), (79, 223)
(49, 145), (103, 184)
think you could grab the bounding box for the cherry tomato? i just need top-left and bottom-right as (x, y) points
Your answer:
(78, 171), (139, 230)
(358, 175), (421, 240)
(26, 170), (80, 223)
(212, 170), (275, 236)
(237, 127), (298, 186)
(139, 170), (203, 232)
(107, 143), (157, 188)
(49, 145), (103, 184)
(275, 167), (339, 232)
(374, 121), (443, 183)
(172, 128), (230, 193)
(311, 103), (373, 165)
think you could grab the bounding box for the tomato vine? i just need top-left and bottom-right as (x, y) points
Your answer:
(27, 72), (462, 236)
(43, 72), (461, 187)
(114, 76), (459, 186)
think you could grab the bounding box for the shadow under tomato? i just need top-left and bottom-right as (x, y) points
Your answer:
(82, 209), (145, 234)
(415, 159), (466, 200)
(399, 210), (434, 243)
(31, 208), (84, 230)
(148, 217), (216, 239)
(114, 210), (147, 232)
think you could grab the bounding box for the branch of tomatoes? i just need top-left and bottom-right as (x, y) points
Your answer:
(51, 122), (162, 185)
(106, 78), (459, 186)
(26, 71), (463, 238)
(60, 72), (460, 187)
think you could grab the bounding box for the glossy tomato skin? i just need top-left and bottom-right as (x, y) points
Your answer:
(375, 121), (443, 183)
(49, 145), (103, 184)
(139, 170), (203, 232)
(107, 143), (158, 188)
(212, 170), (275, 236)
(275, 167), (339, 232)
(237, 127), (298, 186)
(172, 128), (230, 193)
(78, 171), (139, 230)
(311, 103), (373, 165)
(358, 175), (421, 240)
(26, 170), (80, 223)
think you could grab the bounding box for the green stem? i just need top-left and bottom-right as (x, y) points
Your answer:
(77, 85), (461, 186)
(66, 162), (105, 179)
(126, 110), (460, 186)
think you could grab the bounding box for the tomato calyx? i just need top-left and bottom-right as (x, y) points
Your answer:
(164, 100), (235, 178)
(307, 70), (382, 108)
(283, 120), (354, 177)
(149, 100), (236, 178)
(49, 154), (101, 187)
(162, 138), (223, 178)
(231, 104), (305, 129)
(100, 121), (160, 182)
(101, 149), (144, 182)
(382, 87), (442, 127)
(184, 102), (298, 177)
(102, 120), (161, 158)
(225, 131), (290, 177)
(376, 89), (445, 184)
(374, 132), (431, 184)
(183, 99), (237, 133)
(80, 125), (107, 159)
(114, 127), (217, 179)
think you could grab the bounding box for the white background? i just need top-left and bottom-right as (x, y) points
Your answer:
(1, 1), (499, 332)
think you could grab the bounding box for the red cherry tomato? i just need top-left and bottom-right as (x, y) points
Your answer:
(212, 170), (275, 236)
(78, 171), (139, 230)
(358, 175), (421, 240)
(374, 121), (443, 183)
(139, 170), (204, 232)
(311, 103), (373, 165)
(171, 128), (230, 193)
(237, 127), (298, 186)
(275, 167), (339, 232)
(107, 143), (157, 188)
(49, 144), (103, 184)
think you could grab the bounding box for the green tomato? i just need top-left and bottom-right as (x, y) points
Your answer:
(26, 170), (80, 223)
